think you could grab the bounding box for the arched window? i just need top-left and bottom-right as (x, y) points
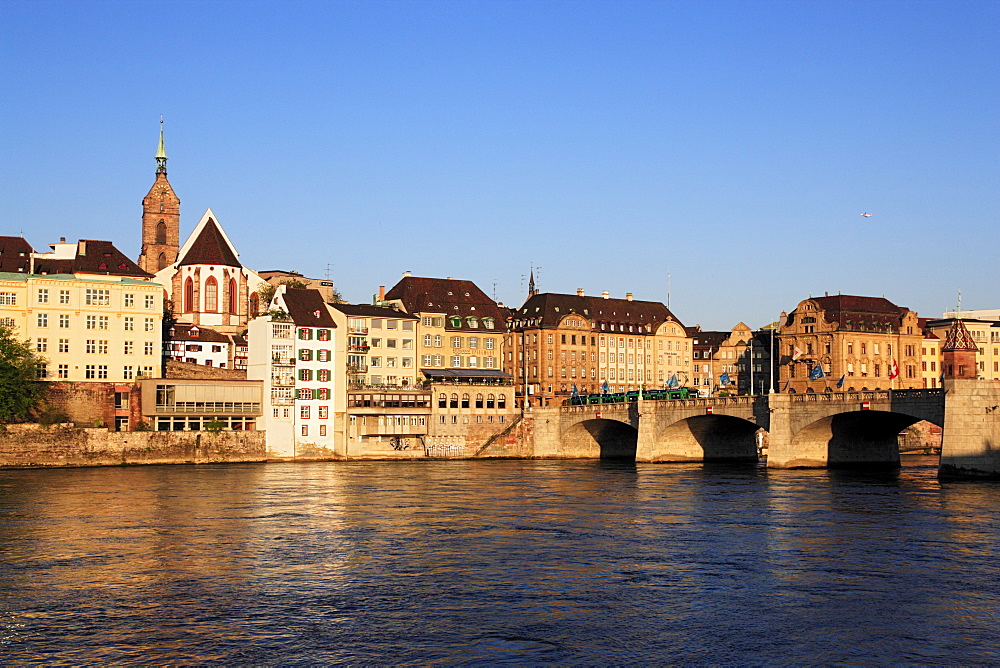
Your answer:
(475, 393), (484, 409)
(486, 394), (496, 409)
(228, 279), (237, 314)
(155, 221), (167, 244)
(204, 277), (218, 312)
(498, 395), (506, 409)
(461, 393), (470, 409)
(449, 394), (459, 408)
(157, 252), (167, 271)
(184, 277), (194, 313)
(249, 292), (259, 316)
(438, 393), (447, 408)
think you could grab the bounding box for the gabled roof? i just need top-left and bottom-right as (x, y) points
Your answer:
(329, 303), (418, 319)
(690, 330), (731, 349)
(177, 209), (241, 268)
(279, 287), (336, 328)
(0, 236), (34, 273)
(33, 240), (150, 278)
(384, 275), (506, 332)
(510, 292), (683, 331)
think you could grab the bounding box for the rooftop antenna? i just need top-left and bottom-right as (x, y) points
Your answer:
(667, 268), (671, 309)
(492, 279), (498, 302)
(957, 289), (962, 317)
(325, 263), (332, 281)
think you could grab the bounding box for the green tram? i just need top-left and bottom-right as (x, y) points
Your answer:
(568, 387), (692, 405)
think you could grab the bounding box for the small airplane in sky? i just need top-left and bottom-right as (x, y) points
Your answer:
(861, 212), (873, 217)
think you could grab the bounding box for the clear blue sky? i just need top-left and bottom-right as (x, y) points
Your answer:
(2, 0), (997, 330)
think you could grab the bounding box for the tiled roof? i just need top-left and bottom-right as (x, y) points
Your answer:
(281, 288), (336, 328)
(384, 276), (506, 332)
(809, 295), (910, 327)
(690, 331), (730, 349)
(167, 324), (231, 343)
(330, 303), (418, 319)
(510, 292), (683, 331)
(31, 240), (151, 278)
(178, 217), (241, 267)
(0, 236), (33, 273)
(70, 240), (151, 277)
(942, 319), (979, 352)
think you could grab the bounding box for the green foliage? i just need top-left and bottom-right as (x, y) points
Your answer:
(133, 420), (150, 432)
(0, 323), (47, 423)
(37, 404), (69, 428)
(204, 419), (225, 433)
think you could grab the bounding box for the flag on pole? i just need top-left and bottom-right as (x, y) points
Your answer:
(792, 347), (803, 361)
(809, 364), (824, 380)
(601, 380), (610, 394)
(571, 384), (579, 397)
(782, 378), (790, 391)
(836, 374), (845, 389)
(720, 372), (731, 386)
(889, 359), (899, 380)
(667, 374), (679, 388)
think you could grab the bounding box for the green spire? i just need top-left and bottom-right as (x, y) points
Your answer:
(156, 116), (168, 174)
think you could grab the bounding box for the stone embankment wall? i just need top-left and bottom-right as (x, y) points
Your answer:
(0, 423), (266, 468)
(166, 360), (247, 380)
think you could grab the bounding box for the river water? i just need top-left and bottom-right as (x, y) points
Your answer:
(2, 457), (1000, 664)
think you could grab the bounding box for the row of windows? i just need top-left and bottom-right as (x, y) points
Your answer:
(298, 348), (332, 362)
(422, 316), (496, 330)
(183, 277), (246, 315)
(421, 335), (497, 349)
(31, 314), (157, 331)
(298, 369), (332, 382)
(370, 338), (413, 349)
(369, 357), (414, 368)
(35, 338), (156, 355)
(298, 328), (333, 341)
(39, 364), (156, 380)
(439, 414), (506, 424)
(421, 355), (497, 368)
(28, 289), (157, 309)
(437, 393), (507, 409)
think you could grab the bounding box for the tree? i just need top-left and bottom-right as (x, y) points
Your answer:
(256, 278), (310, 315)
(0, 324), (47, 423)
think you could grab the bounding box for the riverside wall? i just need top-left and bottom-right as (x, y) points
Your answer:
(0, 424), (266, 468)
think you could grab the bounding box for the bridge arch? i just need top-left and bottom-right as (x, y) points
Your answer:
(562, 418), (638, 459)
(790, 409), (942, 468)
(649, 414), (761, 462)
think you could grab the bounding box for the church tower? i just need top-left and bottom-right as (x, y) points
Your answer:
(138, 120), (180, 273)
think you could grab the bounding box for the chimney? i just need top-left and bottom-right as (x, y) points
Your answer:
(402, 271), (412, 278)
(576, 288), (585, 297)
(602, 291), (609, 299)
(60, 237), (66, 243)
(378, 285), (385, 301)
(78, 240), (86, 255)
(446, 277), (453, 280)
(626, 292), (633, 301)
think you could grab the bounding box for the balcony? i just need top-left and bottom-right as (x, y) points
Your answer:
(348, 344), (371, 353)
(271, 374), (295, 387)
(347, 364), (368, 374)
(348, 326), (369, 334)
(271, 356), (295, 366)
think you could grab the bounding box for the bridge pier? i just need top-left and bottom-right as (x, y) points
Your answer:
(940, 379), (1000, 478)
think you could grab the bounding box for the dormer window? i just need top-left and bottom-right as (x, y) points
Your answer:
(190, 327), (200, 338)
(450, 316), (462, 327)
(467, 317), (478, 328)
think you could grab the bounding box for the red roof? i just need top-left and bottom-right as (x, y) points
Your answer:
(280, 288), (336, 328)
(511, 292), (683, 331)
(384, 276), (506, 332)
(178, 218), (240, 267)
(0, 236), (34, 273)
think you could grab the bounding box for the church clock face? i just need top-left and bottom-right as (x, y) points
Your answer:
(157, 186), (171, 198)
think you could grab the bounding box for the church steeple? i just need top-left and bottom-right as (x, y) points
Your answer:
(138, 118), (180, 274)
(155, 116), (168, 174)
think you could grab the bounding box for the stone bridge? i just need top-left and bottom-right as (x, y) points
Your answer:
(529, 382), (1000, 474)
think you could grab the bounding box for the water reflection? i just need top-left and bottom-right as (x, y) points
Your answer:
(1, 459), (1000, 663)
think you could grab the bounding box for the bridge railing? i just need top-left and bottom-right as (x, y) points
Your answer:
(787, 388), (943, 403)
(557, 394), (758, 413)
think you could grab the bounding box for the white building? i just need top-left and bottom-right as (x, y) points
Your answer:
(248, 286), (341, 457)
